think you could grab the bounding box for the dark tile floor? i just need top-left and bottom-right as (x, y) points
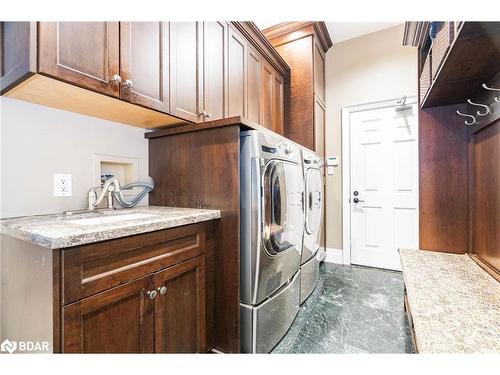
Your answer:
(271, 262), (415, 354)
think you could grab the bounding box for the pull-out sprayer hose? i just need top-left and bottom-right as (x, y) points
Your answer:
(112, 177), (154, 208)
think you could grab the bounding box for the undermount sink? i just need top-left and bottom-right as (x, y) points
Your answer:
(68, 213), (156, 226)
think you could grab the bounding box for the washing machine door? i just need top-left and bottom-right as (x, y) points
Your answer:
(262, 160), (304, 255)
(305, 168), (323, 235)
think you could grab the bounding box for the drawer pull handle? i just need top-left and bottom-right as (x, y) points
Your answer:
(147, 290), (157, 299)
(158, 286), (167, 295)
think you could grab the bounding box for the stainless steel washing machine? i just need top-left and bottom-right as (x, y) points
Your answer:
(300, 148), (324, 304)
(240, 129), (304, 353)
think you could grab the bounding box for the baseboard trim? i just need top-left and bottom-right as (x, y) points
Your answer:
(324, 248), (343, 264)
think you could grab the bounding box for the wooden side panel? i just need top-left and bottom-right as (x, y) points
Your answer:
(38, 22), (120, 97)
(63, 276), (155, 353)
(120, 22), (169, 113)
(154, 256), (206, 353)
(419, 104), (469, 253)
(149, 126), (240, 353)
(472, 120), (500, 272)
(275, 35), (314, 149)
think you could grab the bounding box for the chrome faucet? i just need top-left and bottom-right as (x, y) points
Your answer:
(87, 177), (121, 211)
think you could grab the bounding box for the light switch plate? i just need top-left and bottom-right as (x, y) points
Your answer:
(54, 174), (72, 197)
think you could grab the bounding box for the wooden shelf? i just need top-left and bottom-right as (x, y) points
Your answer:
(421, 22), (500, 108)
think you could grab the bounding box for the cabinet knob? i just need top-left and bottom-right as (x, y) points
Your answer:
(205, 113), (212, 120)
(123, 79), (133, 88)
(146, 290), (157, 299)
(111, 74), (122, 85)
(158, 286), (167, 295)
(199, 110), (208, 118)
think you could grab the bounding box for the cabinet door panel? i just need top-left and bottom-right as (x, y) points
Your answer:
(120, 22), (169, 112)
(154, 256), (206, 353)
(228, 27), (246, 118)
(314, 42), (325, 103)
(38, 22), (119, 97)
(272, 73), (284, 134)
(63, 276), (154, 353)
(203, 22), (227, 121)
(314, 95), (325, 156)
(261, 62), (273, 129)
(169, 22), (202, 122)
(247, 47), (261, 123)
(0, 22), (34, 92)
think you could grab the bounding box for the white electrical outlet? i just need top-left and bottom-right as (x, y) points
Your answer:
(54, 174), (72, 197)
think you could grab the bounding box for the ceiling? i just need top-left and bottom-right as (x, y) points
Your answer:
(326, 22), (401, 44)
(255, 22), (401, 44)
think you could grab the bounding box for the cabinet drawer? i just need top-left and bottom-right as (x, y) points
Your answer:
(62, 222), (212, 304)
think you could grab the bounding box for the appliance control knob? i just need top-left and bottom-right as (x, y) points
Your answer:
(283, 143), (293, 154)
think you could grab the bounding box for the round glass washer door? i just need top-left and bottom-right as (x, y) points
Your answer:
(262, 160), (304, 255)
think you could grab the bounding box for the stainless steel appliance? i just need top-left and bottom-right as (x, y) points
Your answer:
(240, 129), (304, 353)
(299, 148), (324, 304)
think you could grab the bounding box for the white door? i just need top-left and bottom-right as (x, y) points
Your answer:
(349, 104), (418, 270)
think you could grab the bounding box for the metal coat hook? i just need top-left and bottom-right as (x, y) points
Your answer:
(482, 83), (500, 103)
(456, 110), (476, 126)
(467, 99), (490, 116)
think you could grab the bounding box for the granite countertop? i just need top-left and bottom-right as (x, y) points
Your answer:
(399, 249), (500, 353)
(0, 206), (220, 249)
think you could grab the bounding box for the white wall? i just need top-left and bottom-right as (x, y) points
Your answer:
(324, 24), (418, 251)
(0, 97), (149, 218)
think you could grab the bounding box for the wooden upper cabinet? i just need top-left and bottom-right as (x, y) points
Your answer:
(261, 62), (284, 134)
(247, 46), (261, 124)
(202, 22), (227, 122)
(63, 276), (155, 353)
(38, 22), (120, 97)
(313, 41), (325, 104)
(227, 26), (246, 118)
(120, 22), (169, 113)
(154, 256), (206, 353)
(169, 22), (202, 123)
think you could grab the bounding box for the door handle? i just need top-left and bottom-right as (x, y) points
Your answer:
(353, 197), (365, 204)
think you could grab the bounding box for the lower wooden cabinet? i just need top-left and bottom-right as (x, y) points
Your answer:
(63, 276), (155, 353)
(154, 256), (206, 353)
(57, 221), (214, 353)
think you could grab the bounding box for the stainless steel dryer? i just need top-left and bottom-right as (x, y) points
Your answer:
(240, 129), (304, 353)
(300, 148), (324, 304)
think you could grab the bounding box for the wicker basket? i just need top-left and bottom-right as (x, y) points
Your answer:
(431, 22), (454, 79)
(419, 53), (432, 105)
